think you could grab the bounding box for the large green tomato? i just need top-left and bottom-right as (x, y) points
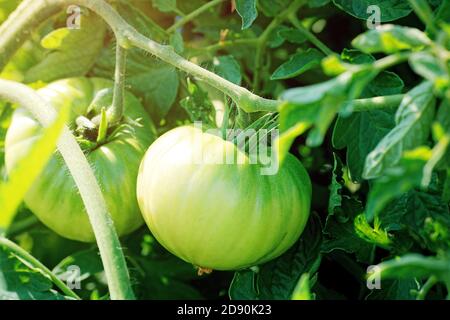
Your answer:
(5, 77), (156, 242)
(137, 126), (312, 271)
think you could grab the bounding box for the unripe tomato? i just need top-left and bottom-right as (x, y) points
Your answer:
(5, 77), (156, 242)
(137, 126), (312, 270)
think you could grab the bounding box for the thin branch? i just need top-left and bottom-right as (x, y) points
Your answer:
(252, 0), (306, 91)
(351, 94), (404, 112)
(288, 14), (333, 55)
(110, 44), (127, 123)
(0, 78), (135, 300)
(0, 236), (81, 300)
(167, 0), (225, 33)
(416, 275), (438, 300)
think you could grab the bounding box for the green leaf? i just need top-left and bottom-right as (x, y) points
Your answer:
(333, 0), (412, 22)
(152, 0), (178, 13)
(328, 154), (344, 215)
(278, 28), (307, 44)
(435, 0), (450, 27)
(363, 81), (435, 179)
(0, 104), (69, 233)
(331, 51), (403, 181)
(0, 246), (70, 300)
(267, 25), (290, 48)
(409, 52), (449, 93)
(180, 78), (215, 126)
(352, 25), (431, 54)
(24, 13), (106, 83)
(366, 279), (418, 300)
(354, 214), (392, 248)
(271, 49), (324, 80)
(371, 254), (450, 281)
(53, 248), (104, 285)
(258, 0), (291, 17)
(308, 0), (331, 8)
(229, 213), (322, 300)
(170, 31), (184, 54)
(380, 182), (450, 251)
(365, 150), (429, 221)
(212, 55), (242, 85)
(278, 68), (378, 158)
(333, 109), (397, 182)
(235, 0), (258, 30)
(322, 157), (375, 262)
(94, 47), (179, 118)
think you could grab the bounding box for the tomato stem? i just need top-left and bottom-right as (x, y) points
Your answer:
(109, 44), (127, 124)
(252, 0), (306, 92)
(0, 236), (81, 300)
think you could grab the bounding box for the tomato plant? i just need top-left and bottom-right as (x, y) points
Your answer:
(0, 0), (449, 303)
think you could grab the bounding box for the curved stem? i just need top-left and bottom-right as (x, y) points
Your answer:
(109, 44), (127, 124)
(351, 94), (404, 112)
(0, 79), (135, 300)
(287, 14), (333, 55)
(408, 0), (437, 35)
(252, 0), (306, 92)
(203, 38), (258, 54)
(167, 0), (225, 33)
(416, 275), (438, 300)
(0, 236), (81, 300)
(373, 52), (410, 70)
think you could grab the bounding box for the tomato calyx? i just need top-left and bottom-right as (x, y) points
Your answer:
(75, 113), (143, 151)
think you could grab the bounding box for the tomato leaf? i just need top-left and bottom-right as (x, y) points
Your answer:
(366, 279), (418, 300)
(371, 254), (450, 281)
(212, 55), (242, 85)
(235, 0), (258, 30)
(352, 25), (431, 54)
(0, 246), (72, 300)
(333, 0), (412, 22)
(229, 213), (322, 300)
(24, 13), (106, 83)
(332, 71), (403, 182)
(322, 156), (376, 262)
(378, 181), (450, 252)
(409, 52), (449, 93)
(258, 0), (292, 17)
(271, 49), (324, 80)
(363, 81), (435, 179)
(152, 0), (178, 13)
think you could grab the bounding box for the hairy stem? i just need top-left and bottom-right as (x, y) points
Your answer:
(109, 44), (127, 123)
(167, 0), (225, 33)
(0, 236), (80, 300)
(0, 79), (135, 300)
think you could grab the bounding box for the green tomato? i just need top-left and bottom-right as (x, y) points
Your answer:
(5, 77), (156, 242)
(136, 126), (312, 271)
